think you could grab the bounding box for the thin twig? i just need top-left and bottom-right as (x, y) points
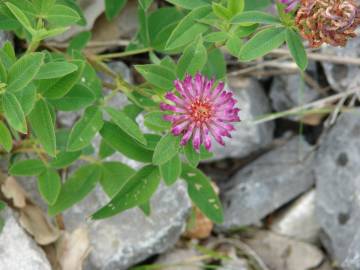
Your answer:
(252, 87), (360, 124)
(271, 48), (360, 66)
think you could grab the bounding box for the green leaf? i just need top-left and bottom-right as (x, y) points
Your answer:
(166, 6), (212, 50)
(184, 142), (200, 167)
(244, 0), (271, 11)
(139, 201), (151, 216)
(67, 31), (92, 52)
(7, 53), (44, 93)
(0, 121), (12, 152)
(177, 37), (207, 79)
(0, 41), (16, 70)
(228, 0), (245, 15)
(286, 28), (308, 71)
(51, 84), (95, 111)
(165, 0), (210, 9)
(50, 151), (81, 169)
(35, 62), (78, 80)
(144, 111), (171, 132)
(231, 11), (281, 25)
(5, 2), (35, 34)
(38, 168), (61, 205)
(100, 162), (135, 198)
(33, 0), (56, 15)
(67, 106), (103, 152)
(48, 164), (101, 216)
(40, 60), (85, 99)
(204, 31), (229, 43)
(29, 99), (56, 157)
(100, 122), (153, 163)
(0, 57), (7, 83)
(239, 27), (286, 61)
(153, 134), (180, 165)
(91, 165), (160, 219)
(105, 0), (127, 20)
(99, 139), (115, 159)
(160, 154), (181, 186)
(144, 134), (161, 150)
(104, 107), (147, 145)
(148, 7), (183, 50)
(135, 64), (176, 91)
(47, 4), (81, 27)
(2, 92), (27, 133)
(15, 83), (37, 115)
(203, 48), (226, 79)
(212, 3), (232, 20)
(10, 159), (45, 176)
(226, 35), (243, 57)
(181, 164), (223, 223)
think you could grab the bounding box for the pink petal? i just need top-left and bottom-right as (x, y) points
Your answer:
(211, 82), (225, 100)
(172, 120), (190, 135)
(192, 126), (201, 151)
(160, 103), (186, 113)
(165, 92), (187, 107)
(181, 123), (195, 145)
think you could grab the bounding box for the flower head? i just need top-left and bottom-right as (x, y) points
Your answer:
(160, 73), (240, 151)
(280, 0), (301, 12)
(295, 0), (360, 47)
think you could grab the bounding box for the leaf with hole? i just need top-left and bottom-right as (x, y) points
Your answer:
(181, 164), (223, 223)
(91, 165), (160, 219)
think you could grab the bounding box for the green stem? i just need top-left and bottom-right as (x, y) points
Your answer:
(26, 40), (40, 53)
(97, 47), (153, 60)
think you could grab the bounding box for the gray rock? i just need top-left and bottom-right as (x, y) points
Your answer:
(210, 76), (274, 161)
(0, 31), (12, 47)
(0, 209), (51, 270)
(270, 189), (321, 244)
(315, 109), (360, 269)
(219, 258), (249, 270)
(218, 136), (315, 231)
(64, 182), (191, 270)
(321, 36), (360, 92)
(270, 63), (321, 112)
(155, 248), (202, 270)
(244, 230), (324, 270)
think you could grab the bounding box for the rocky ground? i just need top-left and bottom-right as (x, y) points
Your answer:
(2, 1), (360, 270)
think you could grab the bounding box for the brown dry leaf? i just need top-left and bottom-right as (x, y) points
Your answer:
(184, 206), (214, 240)
(184, 182), (219, 240)
(56, 227), (91, 270)
(1, 176), (27, 208)
(19, 204), (60, 245)
(301, 113), (325, 126)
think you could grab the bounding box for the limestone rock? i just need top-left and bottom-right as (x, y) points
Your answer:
(315, 110), (360, 269)
(0, 209), (51, 270)
(210, 76), (274, 161)
(218, 136), (315, 231)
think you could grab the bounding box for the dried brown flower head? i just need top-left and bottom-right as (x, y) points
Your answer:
(295, 0), (360, 47)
